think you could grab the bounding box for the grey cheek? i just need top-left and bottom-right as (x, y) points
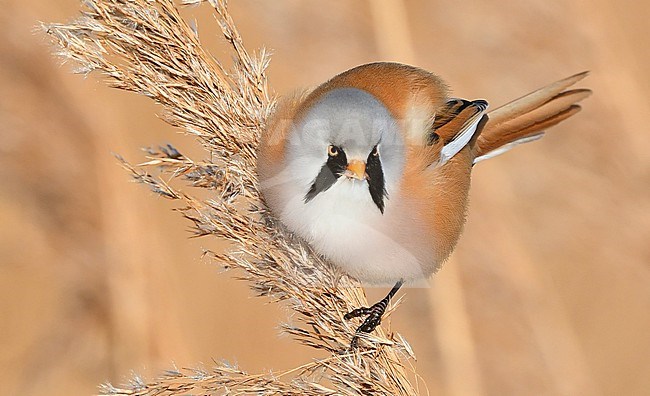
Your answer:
(382, 153), (406, 189)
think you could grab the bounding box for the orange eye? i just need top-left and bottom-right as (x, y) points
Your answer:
(328, 145), (339, 157)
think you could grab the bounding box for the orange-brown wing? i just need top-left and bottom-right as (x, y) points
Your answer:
(415, 99), (488, 168)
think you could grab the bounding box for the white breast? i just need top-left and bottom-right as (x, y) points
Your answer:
(275, 177), (433, 286)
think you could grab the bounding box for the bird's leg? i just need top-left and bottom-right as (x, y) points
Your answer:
(344, 279), (404, 348)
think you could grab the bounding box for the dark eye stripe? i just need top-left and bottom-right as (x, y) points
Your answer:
(304, 146), (347, 202)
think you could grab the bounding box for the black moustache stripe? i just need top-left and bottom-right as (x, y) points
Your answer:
(366, 150), (387, 214)
(304, 148), (347, 202)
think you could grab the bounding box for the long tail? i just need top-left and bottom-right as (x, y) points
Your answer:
(473, 72), (591, 163)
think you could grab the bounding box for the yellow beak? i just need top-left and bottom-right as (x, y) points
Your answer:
(346, 160), (366, 180)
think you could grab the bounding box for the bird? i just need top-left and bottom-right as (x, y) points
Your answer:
(256, 62), (590, 347)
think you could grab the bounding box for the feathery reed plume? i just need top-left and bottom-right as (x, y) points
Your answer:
(44, 0), (420, 394)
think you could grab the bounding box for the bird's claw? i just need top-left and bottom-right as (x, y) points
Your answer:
(345, 300), (387, 349)
(343, 306), (371, 320)
(343, 280), (404, 349)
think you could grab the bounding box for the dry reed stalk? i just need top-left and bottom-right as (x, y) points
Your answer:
(44, 0), (420, 394)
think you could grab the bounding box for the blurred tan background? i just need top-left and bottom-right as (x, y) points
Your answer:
(1, 0), (649, 395)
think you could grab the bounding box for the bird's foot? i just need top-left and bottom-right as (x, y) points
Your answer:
(344, 301), (387, 349)
(344, 280), (404, 349)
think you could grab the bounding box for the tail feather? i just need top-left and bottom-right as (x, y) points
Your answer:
(475, 72), (591, 160)
(512, 104), (583, 139)
(491, 89), (590, 137)
(487, 71), (589, 125)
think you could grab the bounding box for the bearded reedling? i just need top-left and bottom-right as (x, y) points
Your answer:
(258, 62), (590, 347)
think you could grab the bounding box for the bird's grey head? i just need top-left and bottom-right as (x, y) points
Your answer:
(285, 87), (406, 213)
